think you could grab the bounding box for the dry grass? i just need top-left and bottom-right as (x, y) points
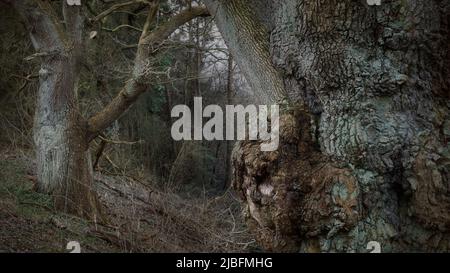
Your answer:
(93, 171), (256, 252)
(0, 148), (257, 253)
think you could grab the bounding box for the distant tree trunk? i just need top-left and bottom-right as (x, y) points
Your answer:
(224, 54), (233, 189)
(206, 0), (450, 252)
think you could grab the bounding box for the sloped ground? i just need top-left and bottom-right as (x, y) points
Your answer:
(0, 148), (256, 253)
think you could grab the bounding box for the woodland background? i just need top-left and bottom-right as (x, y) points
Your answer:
(0, 0), (255, 252)
(1, 0), (449, 253)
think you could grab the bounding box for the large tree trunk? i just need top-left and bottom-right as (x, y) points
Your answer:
(34, 55), (103, 219)
(207, 0), (450, 252)
(13, 0), (103, 220)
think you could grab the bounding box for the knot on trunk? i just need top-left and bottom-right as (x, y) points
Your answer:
(231, 108), (362, 252)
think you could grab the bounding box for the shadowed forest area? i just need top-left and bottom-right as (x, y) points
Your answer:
(0, 0), (449, 253)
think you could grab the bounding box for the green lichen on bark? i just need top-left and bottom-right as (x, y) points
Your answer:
(229, 0), (450, 252)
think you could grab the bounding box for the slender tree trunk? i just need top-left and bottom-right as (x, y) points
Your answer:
(224, 54), (233, 189)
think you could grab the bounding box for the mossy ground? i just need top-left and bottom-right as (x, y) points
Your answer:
(0, 152), (120, 252)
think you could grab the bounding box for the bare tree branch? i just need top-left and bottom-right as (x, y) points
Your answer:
(140, 0), (160, 38)
(91, 0), (149, 23)
(87, 6), (210, 140)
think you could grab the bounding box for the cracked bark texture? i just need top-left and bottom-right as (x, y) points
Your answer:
(209, 0), (450, 252)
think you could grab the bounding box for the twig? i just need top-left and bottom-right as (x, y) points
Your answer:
(91, 0), (150, 23)
(102, 24), (143, 33)
(93, 140), (107, 170)
(98, 135), (143, 145)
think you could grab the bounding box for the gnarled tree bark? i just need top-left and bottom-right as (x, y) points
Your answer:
(206, 0), (450, 252)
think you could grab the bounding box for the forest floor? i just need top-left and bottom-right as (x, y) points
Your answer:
(0, 147), (256, 253)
